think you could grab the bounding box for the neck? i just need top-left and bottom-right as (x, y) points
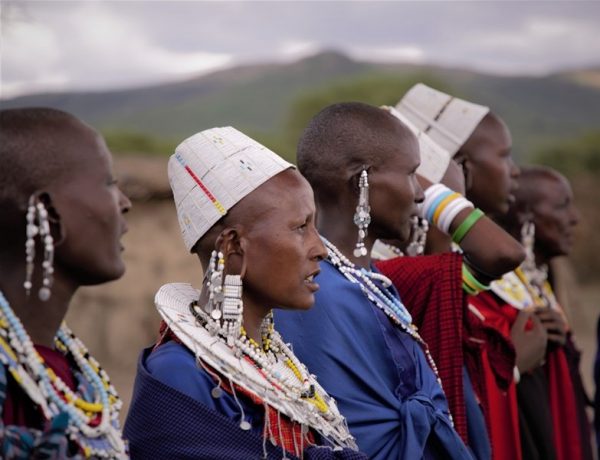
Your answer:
(318, 212), (373, 269)
(242, 303), (270, 345)
(0, 257), (77, 347)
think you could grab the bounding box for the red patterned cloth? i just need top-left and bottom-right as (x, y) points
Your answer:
(157, 322), (316, 457)
(546, 345), (583, 460)
(376, 253), (468, 442)
(467, 291), (521, 460)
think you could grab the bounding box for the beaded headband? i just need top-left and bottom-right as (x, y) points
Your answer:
(395, 83), (489, 157)
(382, 105), (451, 183)
(168, 127), (294, 251)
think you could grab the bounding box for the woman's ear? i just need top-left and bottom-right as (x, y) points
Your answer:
(461, 159), (473, 192)
(215, 227), (245, 277)
(38, 192), (67, 246)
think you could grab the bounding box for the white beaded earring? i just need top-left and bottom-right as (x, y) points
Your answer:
(205, 250), (225, 319)
(24, 196), (37, 296)
(37, 201), (54, 301)
(521, 220), (536, 271)
(222, 274), (243, 346)
(353, 169), (371, 258)
(405, 217), (429, 256)
(204, 250), (244, 345)
(23, 195), (54, 301)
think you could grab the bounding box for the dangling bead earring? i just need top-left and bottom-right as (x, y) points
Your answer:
(205, 250), (225, 319)
(203, 250), (244, 345)
(222, 275), (243, 346)
(23, 195), (54, 301)
(521, 220), (536, 271)
(353, 169), (371, 258)
(37, 200), (54, 301)
(405, 217), (429, 256)
(24, 196), (38, 296)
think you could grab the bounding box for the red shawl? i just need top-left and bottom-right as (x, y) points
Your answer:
(467, 292), (521, 460)
(376, 253), (468, 442)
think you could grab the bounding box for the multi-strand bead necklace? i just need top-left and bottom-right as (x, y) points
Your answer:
(191, 304), (332, 418)
(0, 290), (127, 459)
(322, 237), (444, 391)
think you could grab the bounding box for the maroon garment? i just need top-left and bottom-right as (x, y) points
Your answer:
(2, 345), (76, 428)
(376, 253), (468, 442)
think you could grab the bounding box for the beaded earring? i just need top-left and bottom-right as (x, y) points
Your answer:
(205, 250), (225, 319)
(204, 250), (244, 345)
(521, 220), (536, 271)
(23, 195), (54, 301)
(222, 274), (243, 346)
(405, 217), (429, 256)
(353, 169), (371, 258)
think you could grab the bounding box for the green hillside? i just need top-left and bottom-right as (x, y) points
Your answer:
(2, 51), (600, 163)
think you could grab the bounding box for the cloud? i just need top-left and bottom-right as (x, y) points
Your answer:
(1, 2), (232, 97)
(350, 45), (425, 64)
(1, 1), (599, 98)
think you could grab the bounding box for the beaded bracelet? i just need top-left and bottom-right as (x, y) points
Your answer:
(421, 184), (474, 235)
(452, 208), (484, 244)
(462, 263), (490, 295)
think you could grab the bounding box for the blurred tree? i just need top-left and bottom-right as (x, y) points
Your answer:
(103, 131), (177, 156)
(534, 131), (600, 175)
(254, 72), (449, 162)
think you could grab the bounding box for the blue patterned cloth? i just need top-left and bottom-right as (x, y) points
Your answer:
(124, 347), (367, 459)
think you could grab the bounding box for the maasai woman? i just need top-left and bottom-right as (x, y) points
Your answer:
(124, 127), (364, 459)
(275, 102), (474, 459)
(0, 108), (131, 458)
(493, 166), (592, 460)
(388, 85), (549, 460)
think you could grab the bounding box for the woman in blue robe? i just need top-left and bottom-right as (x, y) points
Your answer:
(275, 102), (472, 459)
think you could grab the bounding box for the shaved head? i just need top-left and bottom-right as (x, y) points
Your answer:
(514, 166), (566, 209)
(297, 102), (417, 204)
(0, 108), (96, 209)
(499, 165), (569, 234)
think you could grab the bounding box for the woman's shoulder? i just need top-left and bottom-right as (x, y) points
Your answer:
(144, 341), (216, 404)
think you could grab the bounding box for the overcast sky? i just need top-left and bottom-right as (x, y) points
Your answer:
(2, 1), (599, 99)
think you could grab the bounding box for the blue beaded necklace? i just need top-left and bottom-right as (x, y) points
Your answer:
(322, 237), (445, 394)
(0, 290), (127, 458)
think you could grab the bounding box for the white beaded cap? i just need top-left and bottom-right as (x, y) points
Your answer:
(395, 83), (489, 156)
(168, 127), (294, 251)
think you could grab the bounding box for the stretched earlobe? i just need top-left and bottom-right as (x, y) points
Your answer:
(215, 228), (245, 277)
(462, 160), (473, 192)
(39, 193), (67, 246)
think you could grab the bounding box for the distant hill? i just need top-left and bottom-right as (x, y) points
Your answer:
(2, 51), (599, 161)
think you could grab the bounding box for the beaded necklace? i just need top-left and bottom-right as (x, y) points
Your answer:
(322, 237), (444, 392)
(192, 305), (331, 416)
(0, 291), (127, 459)
(156, 282), (356, 450)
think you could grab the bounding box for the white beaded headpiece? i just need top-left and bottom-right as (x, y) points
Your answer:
(386, 83), (490, 182)
(168, 127), (293, 251)
(396, 83), (490, 155)
(382, 105), (451, 183)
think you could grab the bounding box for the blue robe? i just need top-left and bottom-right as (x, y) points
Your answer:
(124, 345), (367, 459)
(275, 261), (472, 460)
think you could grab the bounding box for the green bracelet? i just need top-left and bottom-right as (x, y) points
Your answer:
(462, 263), (490, 293)
(452, 208), (484, 244)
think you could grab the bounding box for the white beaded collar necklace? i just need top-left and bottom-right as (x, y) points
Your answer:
(155, 283), (357, 451)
